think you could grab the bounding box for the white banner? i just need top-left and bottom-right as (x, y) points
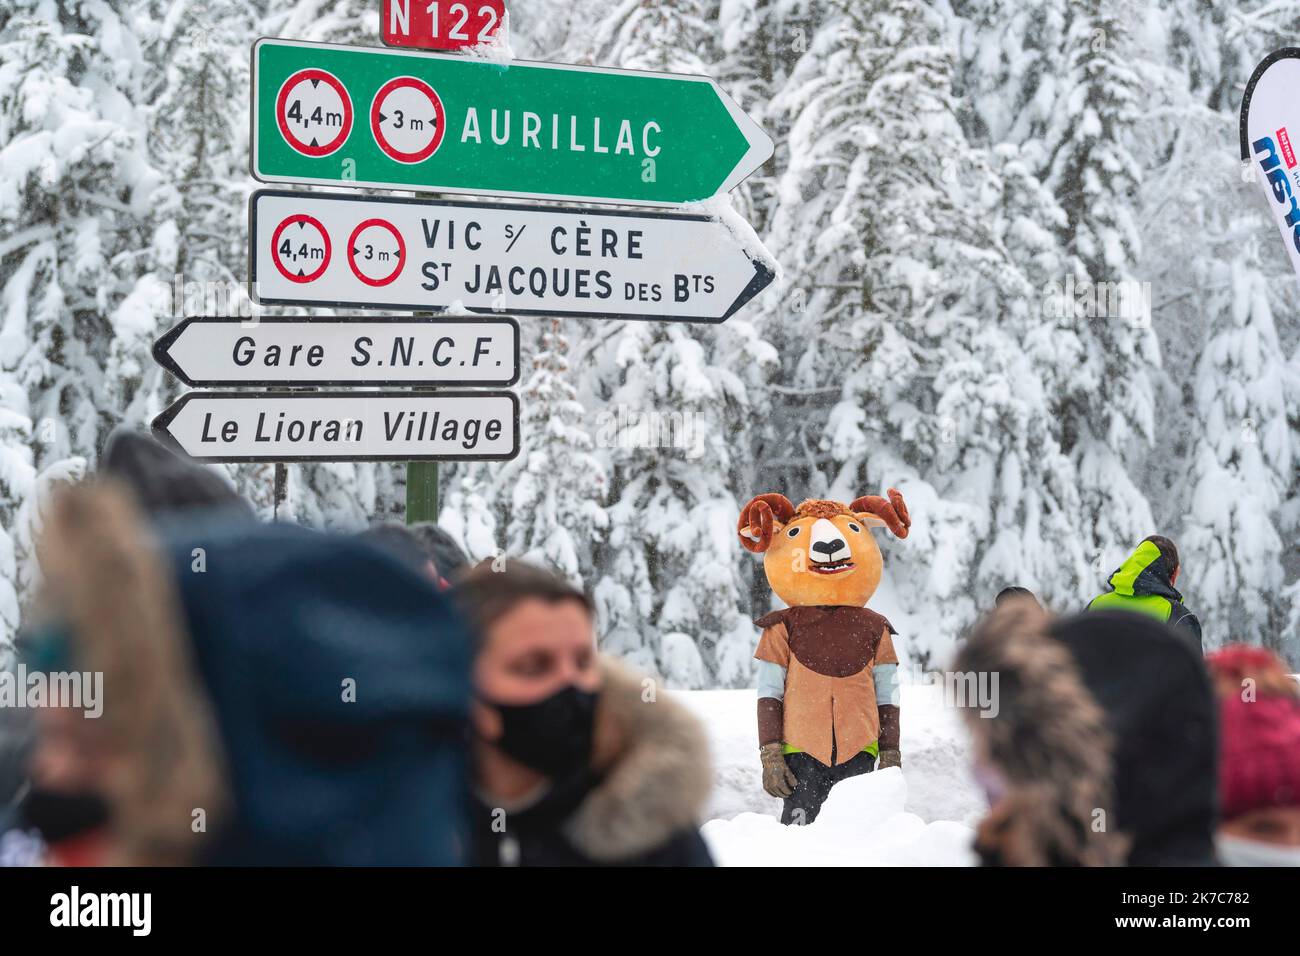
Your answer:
(1242, 49), (1300, 280)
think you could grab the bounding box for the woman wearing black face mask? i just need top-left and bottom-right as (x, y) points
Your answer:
(452, 561), (715, 867)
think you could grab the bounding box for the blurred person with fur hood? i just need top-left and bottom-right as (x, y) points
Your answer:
(451, 560), (715, 866)
(1205, 645), (1300, 866)
(16, 483), (231, 865)
(953, 601), (1124, 866)
(14, 479), (472, 865)
(3, 429), (254, 865)
(1050, 611), (1219, 865)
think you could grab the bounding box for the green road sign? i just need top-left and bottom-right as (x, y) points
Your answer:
(250, 38), (773, 207)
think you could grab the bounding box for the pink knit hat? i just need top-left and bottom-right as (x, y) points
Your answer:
(1207, 646), (1300, 821)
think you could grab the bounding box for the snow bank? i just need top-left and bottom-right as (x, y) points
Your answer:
(701, 770), (978, 866)
(674, 683), (984, 865)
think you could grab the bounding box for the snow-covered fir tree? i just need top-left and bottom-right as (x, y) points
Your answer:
(0, 1), (153, 640)
(585, 319), (758, 687)
(948, 0), (1069, 151)
(760, 0), (1073, 663)
(1182, 251), (1294, 650)
(2, 0), (1299, 673)
(493, 318), (607, 584)
(1042, 0), (1161, 575)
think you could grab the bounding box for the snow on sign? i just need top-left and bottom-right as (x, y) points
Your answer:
(1241, 48), (1300, 282)
(152, 391), (519, 464)
(152, 316), (519, 387)
(382, 0), (506, 52)
(250, 38), (773, 207)
(249, 189), (776, 322)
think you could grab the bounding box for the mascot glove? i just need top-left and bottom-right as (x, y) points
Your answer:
(877, 748), (902, 770)
(760, 742), (798, 798)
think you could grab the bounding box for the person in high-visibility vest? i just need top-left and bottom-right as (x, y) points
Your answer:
(1088, 535), (1202, 653)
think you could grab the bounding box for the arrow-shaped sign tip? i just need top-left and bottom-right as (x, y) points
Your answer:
(712, 81), (775, 194)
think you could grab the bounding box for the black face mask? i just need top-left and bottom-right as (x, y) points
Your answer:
(21, 788), (110, 843)
(483, 684), (599, 778)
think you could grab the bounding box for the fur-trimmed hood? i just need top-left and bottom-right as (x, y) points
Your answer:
(29, 482), (473, 866)
(1051, 610), (1218, 866)
(562, 656), (714, 862)
(954, 602), (1124, 867)
(28, 483), (230, 865)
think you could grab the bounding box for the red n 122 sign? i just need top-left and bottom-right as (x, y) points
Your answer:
(382, 0), (505, 51)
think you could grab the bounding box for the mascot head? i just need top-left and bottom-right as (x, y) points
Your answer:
(737, 490), (910, 608)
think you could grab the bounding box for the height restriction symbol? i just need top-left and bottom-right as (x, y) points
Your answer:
(271, 213), (331, 283)
(275, 68), (352, 156)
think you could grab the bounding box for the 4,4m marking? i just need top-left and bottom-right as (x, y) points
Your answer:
(271, 214), (331, 282)
(275, 69), (352, 156)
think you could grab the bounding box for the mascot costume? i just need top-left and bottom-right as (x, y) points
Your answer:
(737, 489), (910, 825)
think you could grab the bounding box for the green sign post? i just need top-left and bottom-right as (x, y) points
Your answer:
(406, 459), (439, 524)
(251, 37), (773, 207)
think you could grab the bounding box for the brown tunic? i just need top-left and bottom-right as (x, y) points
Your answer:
(754, 606), (898, 767)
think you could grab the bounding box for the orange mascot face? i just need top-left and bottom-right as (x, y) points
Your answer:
(737, 491), (910, 608)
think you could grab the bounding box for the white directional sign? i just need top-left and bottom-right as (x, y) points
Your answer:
(152, 391), (519, 463)
(152, 317), (519, 387)
(250, 189), (775, 322)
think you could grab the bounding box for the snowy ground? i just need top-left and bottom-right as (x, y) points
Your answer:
(674, 684), (984, 865)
